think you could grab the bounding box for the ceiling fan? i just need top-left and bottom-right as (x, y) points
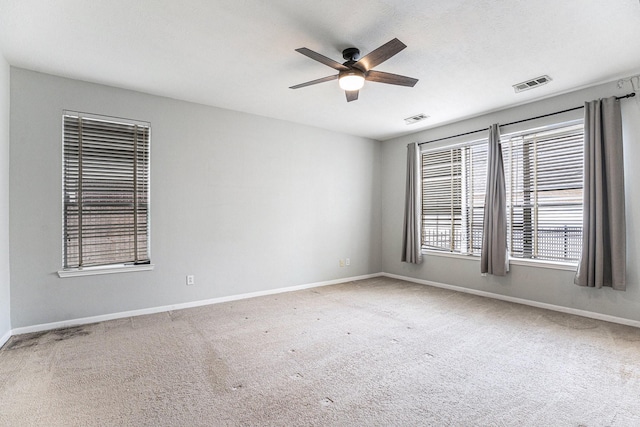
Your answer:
(289, 38), (419, 102)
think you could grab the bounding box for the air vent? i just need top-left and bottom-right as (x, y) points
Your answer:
(513, 75), (552, 93)
(404, 113), (430, 125)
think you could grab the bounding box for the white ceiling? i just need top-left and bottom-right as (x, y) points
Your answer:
(1, 0), (640, 140)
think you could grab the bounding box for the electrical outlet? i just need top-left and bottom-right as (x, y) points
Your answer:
(186, 275), (195, 285)
(345, 258), (351, 266)
(339, 259), (345, 267)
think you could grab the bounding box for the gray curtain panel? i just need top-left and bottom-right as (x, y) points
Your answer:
(575, 97), (626, 290)
(481, 124), (508, 276)
(402, 142), (422, 264)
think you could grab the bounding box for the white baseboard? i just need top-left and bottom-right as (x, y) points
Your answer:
(10, 270), (638, 338)
(0, 329), (10, 349)
(10, 273), (383, 336)
(382, 272), (640, 329)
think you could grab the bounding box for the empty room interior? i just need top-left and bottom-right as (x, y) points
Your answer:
(2, 1), (640, 425)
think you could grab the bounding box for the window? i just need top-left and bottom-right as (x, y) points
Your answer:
(421, 141), (487, 255)
(503, 122), (584, 263)
(420, 119), (584, 265)
(62, 111), (151, 270)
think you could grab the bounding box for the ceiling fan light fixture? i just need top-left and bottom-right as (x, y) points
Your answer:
(338, 69), (365, 91)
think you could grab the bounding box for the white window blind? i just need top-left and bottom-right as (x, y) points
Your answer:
(63, 112), (151, 269)
(421, 141), (487, 255)
(502, 122), (584, 262)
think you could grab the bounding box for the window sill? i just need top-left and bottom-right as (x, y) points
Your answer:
(58, 263), (155, 278)
(422, 250), (577, 271)
(509, 258), (576, 271)
(422, 250), (480, 261)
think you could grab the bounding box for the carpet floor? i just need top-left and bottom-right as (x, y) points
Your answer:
(1, 277), (640, 426)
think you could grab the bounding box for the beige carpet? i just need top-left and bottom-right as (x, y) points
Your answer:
(1, 277), (640, 426)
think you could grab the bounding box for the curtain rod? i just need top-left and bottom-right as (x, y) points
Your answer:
(418, 92), (636, 146)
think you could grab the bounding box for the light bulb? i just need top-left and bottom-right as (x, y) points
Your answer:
(339, 69), (365, 91)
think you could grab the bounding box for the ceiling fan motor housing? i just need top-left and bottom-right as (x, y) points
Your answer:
(342, 47), (360, 62)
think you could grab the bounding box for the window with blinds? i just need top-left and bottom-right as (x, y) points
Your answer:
(421, 141), (487, 255)
(502, 121), (584, 262)
(420, 119), (584, 264)
(62, 111), (151, 269)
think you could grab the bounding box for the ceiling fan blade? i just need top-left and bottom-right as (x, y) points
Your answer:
(295, 48), (350, 71)
(366, 70), (418, 87)
(354, 38), (407, 71)
(345, 90), (359, 102)
(289, 74), (338, 89)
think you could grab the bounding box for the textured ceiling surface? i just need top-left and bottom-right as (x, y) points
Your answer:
(1, 0), (640, 140)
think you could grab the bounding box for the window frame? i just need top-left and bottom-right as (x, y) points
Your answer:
(420, 137), (488, 256)
(58, 111), (154, 278)
(501, 120), (584, 265)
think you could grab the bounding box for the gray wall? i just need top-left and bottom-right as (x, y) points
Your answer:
(9, 66), (640, 330)
(9, 68), (382, 328)
(0, 55), (10, 339)
(382, 80), (640, 322)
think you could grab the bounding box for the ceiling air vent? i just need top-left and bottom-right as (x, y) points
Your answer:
(513, 75), (552, 93)
(404, 113), (430, 125)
